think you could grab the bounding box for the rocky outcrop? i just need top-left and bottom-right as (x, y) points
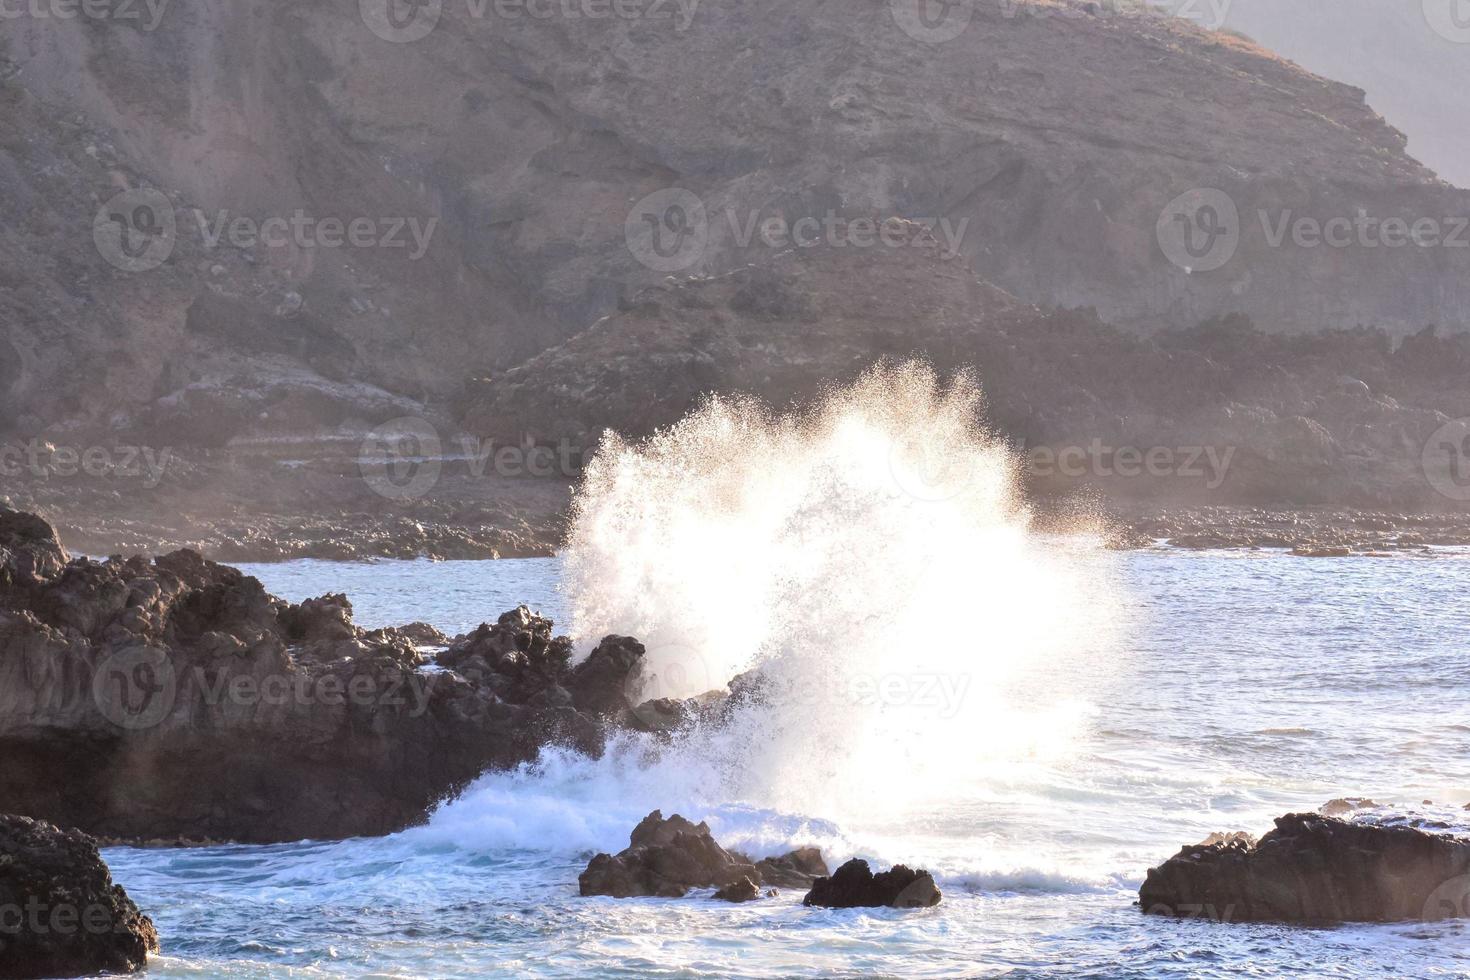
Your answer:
(0, 507), (646, 844)
(802, 859), (943, 909)
(578, 811), (831, 902)
(0, 815), (158, 979)
(1140, 813), (1470, 923)
(578, 811), (761, 899)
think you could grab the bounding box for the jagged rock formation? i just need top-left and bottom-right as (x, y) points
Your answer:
(579, 810), (829, 901)
(0, 506), (649, 843)
(2, 0), (1467, 446)
(0, 815), (158, 979)
(579, 811), (763, 899)
(1140, 813), (1470, 923)
(802, 858), (943, 909)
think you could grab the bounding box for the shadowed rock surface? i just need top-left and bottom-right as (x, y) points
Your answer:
(1140, 813), (1470, 923)
(0, 815), (158, 979)
(754, 847), (831, 889)
(461, 245), (1470, 512)
(802, 858), (943, 909)
(0, 506), (647, 844)
(579, 811), (762, 899)
(579, 811), (830, 901)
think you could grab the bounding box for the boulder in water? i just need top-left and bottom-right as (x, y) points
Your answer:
(578, 810), (761, 899)
(712, 876), (761, 903)
(1140, 812), (1470, 923)
(754, 848), (830, 889)
(0, 815), (159, 978)
(802, 859), (942, 909)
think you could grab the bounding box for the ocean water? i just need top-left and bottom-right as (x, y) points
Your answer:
(101, 367), (1470, 978)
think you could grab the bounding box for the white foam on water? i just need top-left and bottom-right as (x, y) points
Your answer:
(416, 362), (1120, 854)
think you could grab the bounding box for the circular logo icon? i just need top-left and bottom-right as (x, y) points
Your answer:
(890, 0), (974, 43)
(93, 189), (176, 273)
(1424, 0), (1470, 43)
(360, 0), (443, 43)
(359, 417), (443, 500)
(625, 188), (708, 273)
(92, 647), (177, 731)
(888, 430), (981, 503)
(1157, 188), (1240, 273)
(1422, 873), (1470, 920)
(1422, 417), (1470, 501)
(623, 644), (717, 706)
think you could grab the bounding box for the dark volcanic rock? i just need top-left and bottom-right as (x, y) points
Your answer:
(755, 848), (831, 890)
(1140, 813), (1470, 923)
(0, 815), (158, 979)
(579, 810), (760, 899)
(803, 859), (942, 909)
(0, 507), (640, 844)
(712, 876), (761, 903)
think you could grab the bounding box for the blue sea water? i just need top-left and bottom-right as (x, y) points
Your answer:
(102, 548), (1470, 978)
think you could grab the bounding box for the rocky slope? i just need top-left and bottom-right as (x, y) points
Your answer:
(3, 0), (1468, 448)
(462, 244), (1470, 511)
(0, 506), (660, 842)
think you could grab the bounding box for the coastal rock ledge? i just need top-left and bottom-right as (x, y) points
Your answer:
(0, 506), (657, 844)
(0, 815), (158, 979)
(1140, 813), (1470, 924)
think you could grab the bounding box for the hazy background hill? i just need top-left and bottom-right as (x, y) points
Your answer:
(1221, 0), (1469, 190)
(1, 0), (1467, 447)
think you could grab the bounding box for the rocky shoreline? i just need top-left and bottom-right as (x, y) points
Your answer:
(12, 471), (1470, 565)
(0, 506), (661, 843)
(1, 503), (1468, 976)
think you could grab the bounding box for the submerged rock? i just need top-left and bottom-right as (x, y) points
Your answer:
(802, 859), (942, 909)
(0, 507), (646, 844)
(712, 876), (761, 903)
(1140, 813), (1470, 923)
(579, 810), (760, 899)
(0, 815), (159, 979)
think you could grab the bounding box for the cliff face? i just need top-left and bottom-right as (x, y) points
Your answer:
(2, 0), (1467, 441)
